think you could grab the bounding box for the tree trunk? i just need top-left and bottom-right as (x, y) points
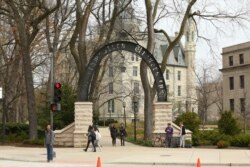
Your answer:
(17, 20), (37, 140)
(142, 0), (155, 140)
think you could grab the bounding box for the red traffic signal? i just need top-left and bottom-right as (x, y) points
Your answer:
(54, 82), (62, 89)
(54, 82), (62, 103)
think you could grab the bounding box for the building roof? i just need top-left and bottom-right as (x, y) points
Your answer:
(222, 41), (250, 54)
(153, 33), (187, 67)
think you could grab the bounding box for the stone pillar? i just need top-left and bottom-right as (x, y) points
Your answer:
(152, 102), (173, 133)
(74, 102), (93, 147)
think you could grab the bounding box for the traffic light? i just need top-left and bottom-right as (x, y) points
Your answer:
(54, 82), (62, 103)
(51, 82), (62, 112)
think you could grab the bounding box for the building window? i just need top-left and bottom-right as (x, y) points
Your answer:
(229, 77), (234, 90)
(109, 82), (113, 94)
(177, 71), (181, 81)
(229, 56), (233, 66)
(192, 31), (194, 42)
(166, 70), (169, 80)
(178, 86), (181, 96)
(108, 100), (115, 113)
(186, 32), (189, 42)
(229, 99), (234, 111)
(133, 66), (138, 76)
(239, 54), (244, 64)
(131, 55), (134, 61)
(134, 82), (139, 95)
(240, 98), (245, 113)
(240, 75), (245, 89)
(109, 66), (113, 77)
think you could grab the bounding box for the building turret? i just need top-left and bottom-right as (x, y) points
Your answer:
(185, 7), (197, 113)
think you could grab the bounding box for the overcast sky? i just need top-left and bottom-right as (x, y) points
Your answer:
(142, 0), (250, 73)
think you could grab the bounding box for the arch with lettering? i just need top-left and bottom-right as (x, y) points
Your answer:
(79, 41), (167, 102)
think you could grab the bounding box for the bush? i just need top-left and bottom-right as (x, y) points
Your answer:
(0, 123), (45, 143)
(174, 112), (201, 133)
(231, 134), (250, 147)
(218, 111), (241, 136)
(126, 137), (153, 147)
(23, 139), (44, 146)
(0, 123), (29, 135)
(217, 140), (229, 148)
(192, 130), (231, 146)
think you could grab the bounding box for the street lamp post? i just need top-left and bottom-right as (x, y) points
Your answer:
(123, 101), (126, 127)
(133, 95), (139, 141)
(120, 55), (127, 127)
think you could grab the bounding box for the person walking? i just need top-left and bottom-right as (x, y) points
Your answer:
(165, 123), (173, 148)
(110, 124), (118, 146)
(84, 125), (96, 152)
(94, 126), (102, 151)
(45, 124), (55, 162)
(119, 123), (127, 146)
(179, 122), (186, 148)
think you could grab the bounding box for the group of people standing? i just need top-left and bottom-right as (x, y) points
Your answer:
(165, 122), (186, 148)
(110, 123), (127, 146)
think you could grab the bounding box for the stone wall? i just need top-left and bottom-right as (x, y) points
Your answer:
(54, 123), (74, 147)
(54, 102), (93, 147)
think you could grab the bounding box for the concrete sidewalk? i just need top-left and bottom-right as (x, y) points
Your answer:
(0, 145), (250, 167)
(0, 127), (250, 167)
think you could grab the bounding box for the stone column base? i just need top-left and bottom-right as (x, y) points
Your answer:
(73, 102), (93, 148)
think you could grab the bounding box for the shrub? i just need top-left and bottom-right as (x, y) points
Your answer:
(23, 139), (44, 146)
(218, 111), (241, 136)
(231, 134), (250, 147)
(0, 123), (46, 143)
(192, 130), (231, 146)
(174, 112), (201, 133)
(126, 137), (153, 147)
(217, 140), (229, 149)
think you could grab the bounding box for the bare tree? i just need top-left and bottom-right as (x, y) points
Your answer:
(196, 63), (223, 126)
(0, 0), (61, 140)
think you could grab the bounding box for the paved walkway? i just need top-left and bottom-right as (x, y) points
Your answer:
(0, 127), (250, 167)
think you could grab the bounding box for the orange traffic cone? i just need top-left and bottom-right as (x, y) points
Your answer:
(96, 156), (101, 167)
(196, 158), (201, 167)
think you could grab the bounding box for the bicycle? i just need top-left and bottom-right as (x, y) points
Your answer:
(153, 133), (165, 147)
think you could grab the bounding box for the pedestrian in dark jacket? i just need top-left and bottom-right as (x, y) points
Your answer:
(45, 124), (54, 162)
(84, 125), (96, 152)
(110, 124), (117, 146)
(119, 123), (127, 146)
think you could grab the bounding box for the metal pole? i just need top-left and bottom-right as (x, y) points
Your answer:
(133, 102), (136, 141)
(123, 103), (126, 127)
(50, 52), (54, 130)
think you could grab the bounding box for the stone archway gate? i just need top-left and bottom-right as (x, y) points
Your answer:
(55, 41), (175, 147)
(79, 41), (167, 102)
